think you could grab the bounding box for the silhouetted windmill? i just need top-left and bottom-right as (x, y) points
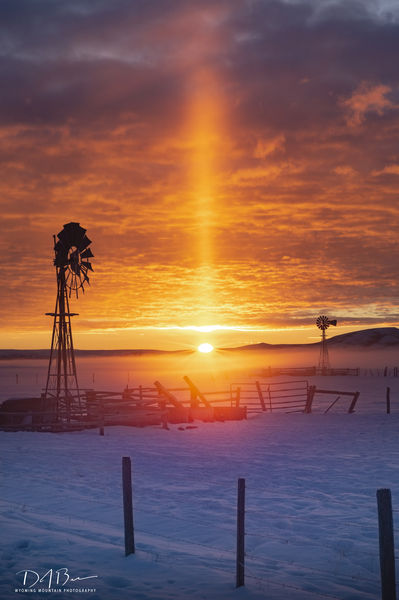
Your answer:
(44, 223), (94, 420)
(316, 315), (337, 374)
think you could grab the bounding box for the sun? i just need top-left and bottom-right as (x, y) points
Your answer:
(198, 342), (214, 353)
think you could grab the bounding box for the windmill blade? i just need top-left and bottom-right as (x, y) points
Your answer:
(316, 315), (330, 330)
(78, 265), (88, 279)
(78, 235), (92, 252)
(77, 265), (90, 284)
(64, 220), (85, 232)
(81, 260), (93, 271)
(80, 248), (94, 259)
(58, 222), (87, 248)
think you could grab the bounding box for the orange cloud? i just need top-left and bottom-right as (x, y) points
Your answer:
(334, 165), (357, 177)
(371, 164), (399, 176)
(340, 82), (396, 126)
(253, 134), (286, 158)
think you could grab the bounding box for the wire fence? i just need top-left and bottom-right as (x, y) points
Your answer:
(1, 471), (388, 600)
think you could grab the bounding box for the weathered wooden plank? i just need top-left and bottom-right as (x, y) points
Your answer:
(154, 381), (184, 407)
(183, 376), (212, 408)
(255, 381), (266, 411)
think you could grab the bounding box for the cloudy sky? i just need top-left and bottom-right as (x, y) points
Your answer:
(1, 0), (399, 349)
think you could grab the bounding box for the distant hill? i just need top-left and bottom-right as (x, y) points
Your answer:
(223, 342), (304, 351)
(1, 327), (399, 359)
(327, 327), (399, 347)
(0, 348), (191, 360)
(225, 327), (399, 351)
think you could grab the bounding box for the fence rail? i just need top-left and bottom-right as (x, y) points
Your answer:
(256, 366), (360, 377)
(231, 379), (310, 413)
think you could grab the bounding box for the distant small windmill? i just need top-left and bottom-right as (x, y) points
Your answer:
(44, 222), (94, 420)
(316, 315), (337, 374)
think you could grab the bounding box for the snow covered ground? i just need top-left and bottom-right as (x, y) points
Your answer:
(2, 363), (399, 599)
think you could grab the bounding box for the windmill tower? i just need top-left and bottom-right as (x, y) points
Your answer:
(44, 222), (94, 420)
(316, 315), (337, 374)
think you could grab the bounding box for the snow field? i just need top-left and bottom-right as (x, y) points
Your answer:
(2, 381), (399, 599)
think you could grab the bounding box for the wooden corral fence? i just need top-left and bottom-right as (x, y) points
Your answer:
(86, 387), (162, 428)
(305, 386), (360, 414)
(258, 367), (316, 378)
(327, 368), (360, 376)
(230, 380), (361, 414)
(231, 380), (310, 413)
(0, 378), (361, 431)
(0, 379), (244, 431)
(85, 376), (246, 430)
(257, 367), (360, 377)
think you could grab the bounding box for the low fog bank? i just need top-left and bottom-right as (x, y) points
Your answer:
(1, 346), (398, 401)
(232, 346), (399, 370)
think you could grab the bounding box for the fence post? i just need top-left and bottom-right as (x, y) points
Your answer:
(305, 385), (315, 413)
(235, 387), (241, 408)
(122, 456), (135, 556)
(236, 478), (245, 588)
(377, 488), (396, 600)
(348, 391), (360, 414)
(268, 385), (272, 412)
(99, 394), (105, 436)
(387, 387), (391, 414)
(255, 381), (266, 411)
